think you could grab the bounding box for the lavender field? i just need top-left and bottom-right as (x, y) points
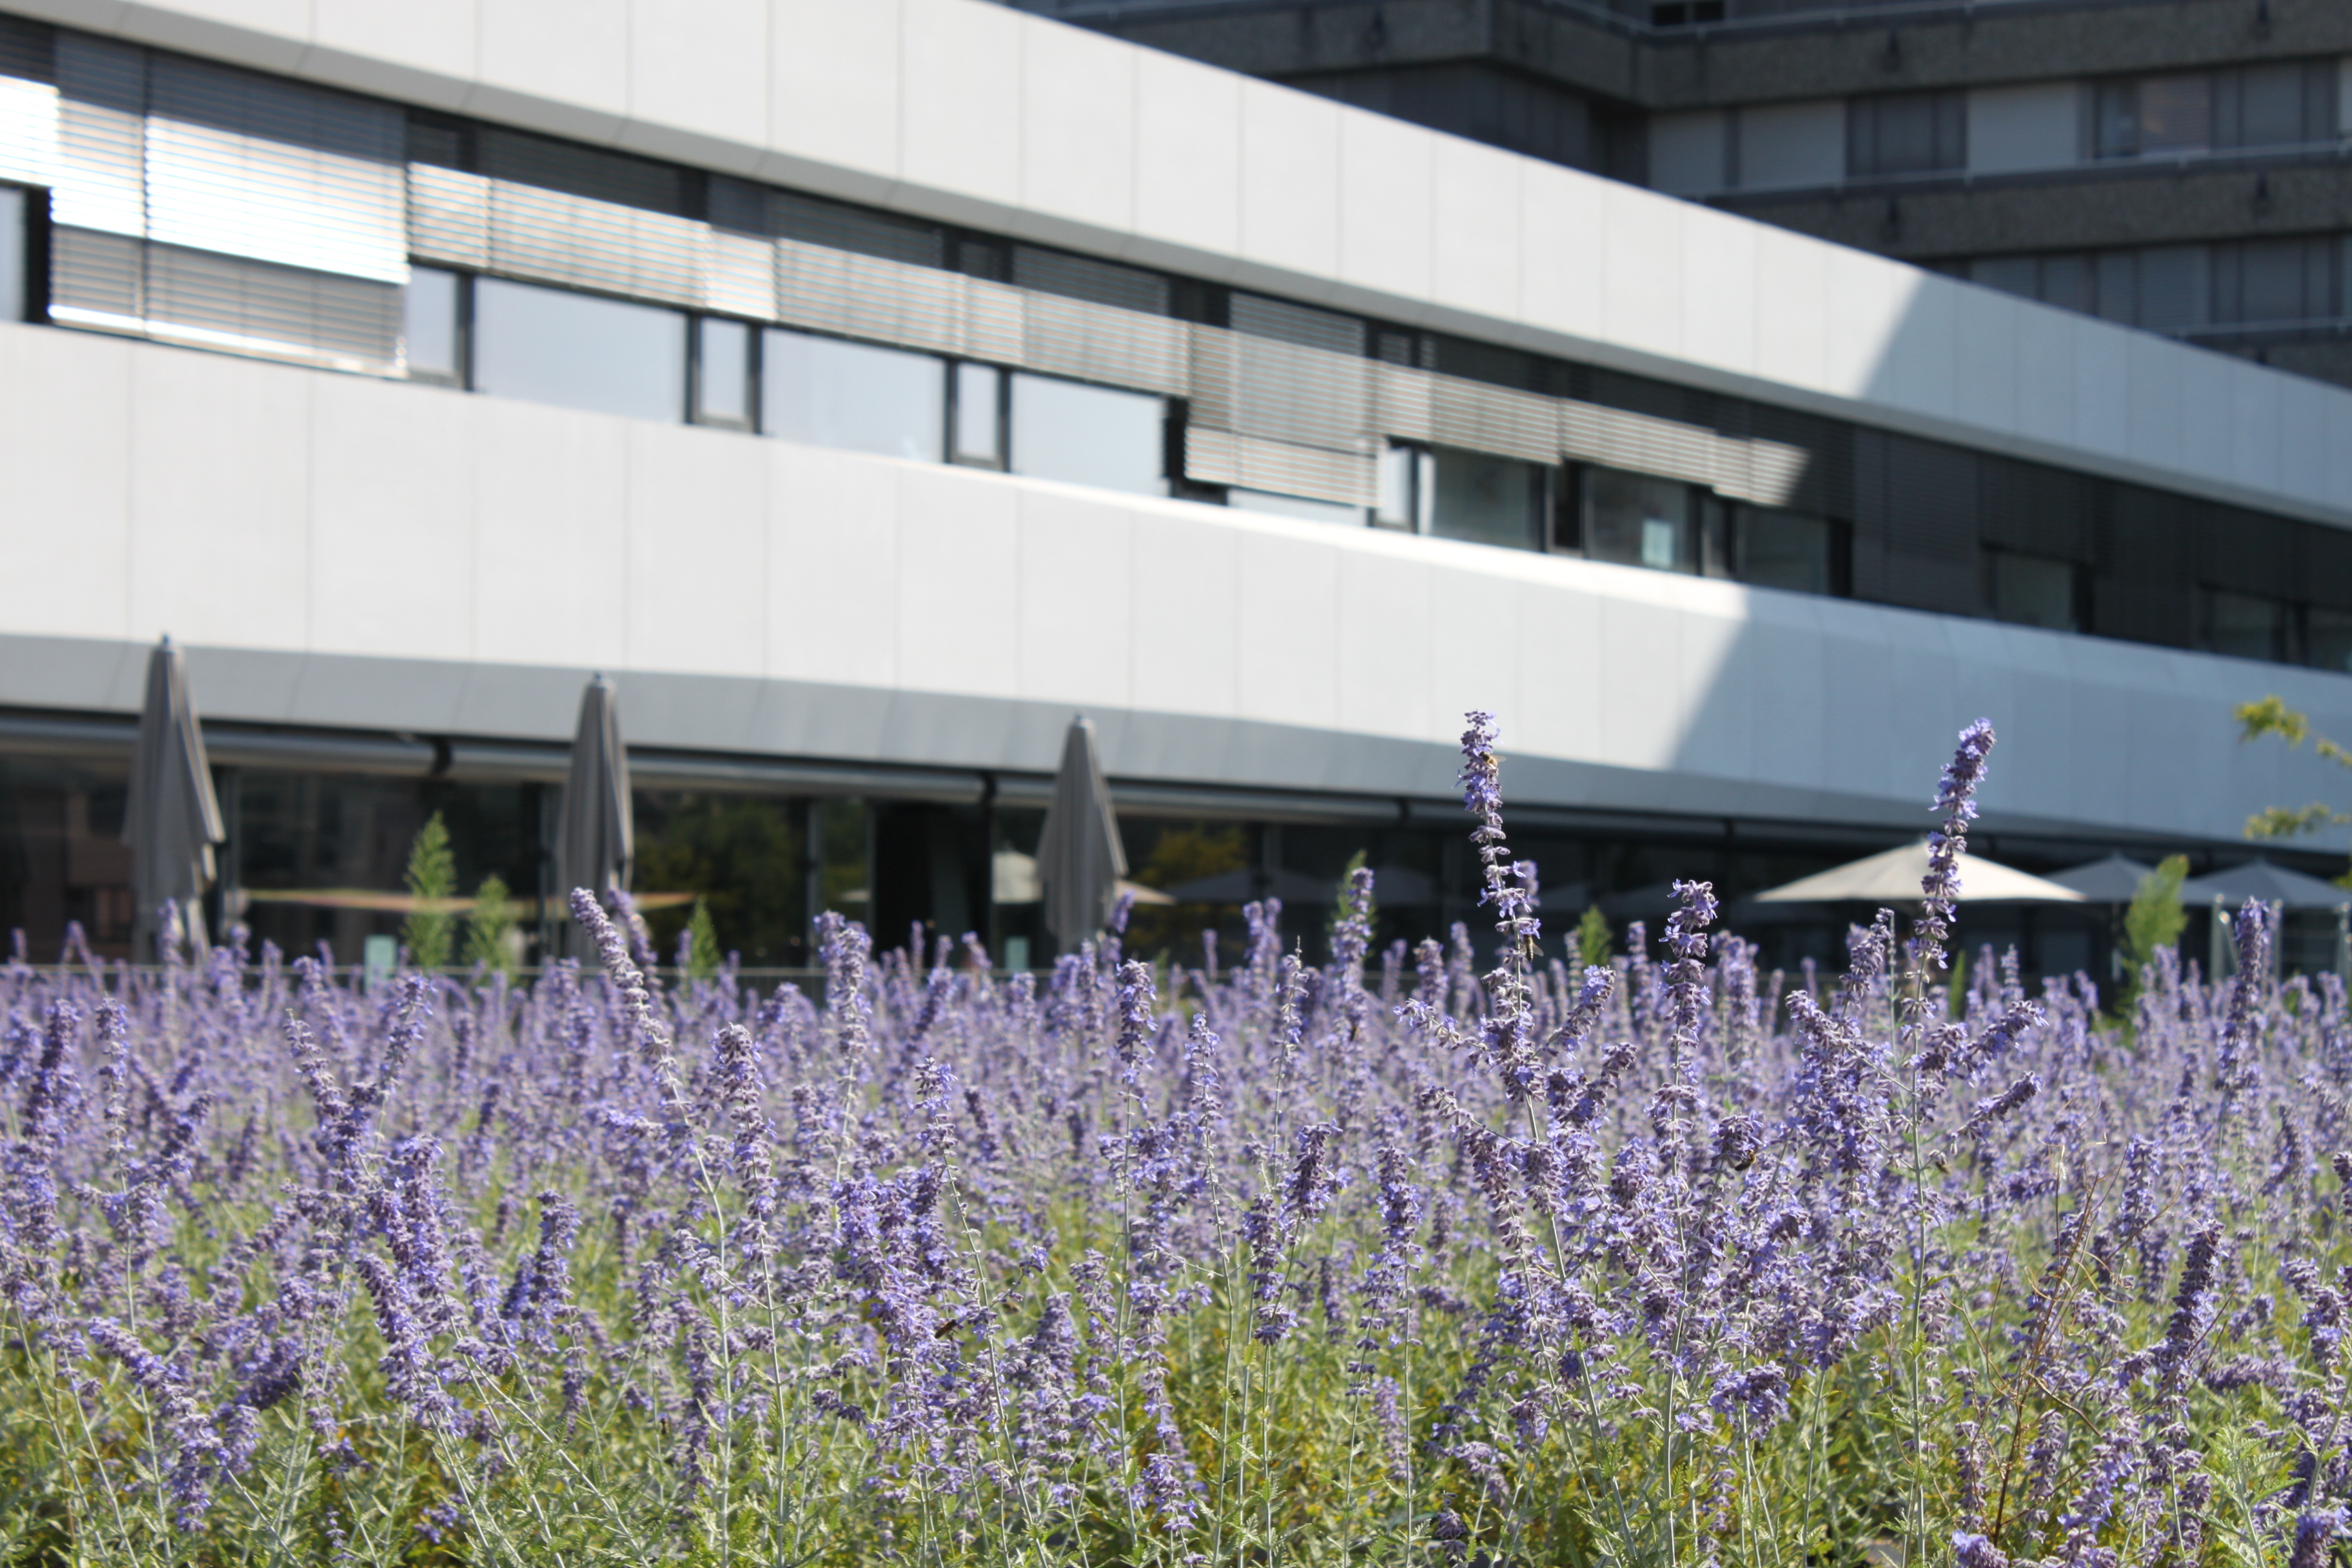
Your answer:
(0, 715), (2344, 1567)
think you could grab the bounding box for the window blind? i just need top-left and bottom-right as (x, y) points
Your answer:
(0, 74), (56, 191)
(144, 240), (400, 369)
(144, 55), (406, 284)
(52, 33), (142, 238)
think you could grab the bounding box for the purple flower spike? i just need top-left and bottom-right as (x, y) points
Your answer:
(1918, 718), (1995, 971)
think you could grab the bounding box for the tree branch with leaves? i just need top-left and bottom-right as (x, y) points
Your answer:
(2234, 696), (2352, 885)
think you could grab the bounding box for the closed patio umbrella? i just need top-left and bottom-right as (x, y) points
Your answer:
(554, 675), (634, 954)
(1034, 715), (1126, 951)
(2045, 853), (2161, 904)
(125, 636), (226, 962)
(1754, 840), (2086, 905)
(2184, 858), (2349, 910)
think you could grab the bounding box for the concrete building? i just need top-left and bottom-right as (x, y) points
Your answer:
(1025, 0), (2352, 392)
(0, 0), (2347, 979)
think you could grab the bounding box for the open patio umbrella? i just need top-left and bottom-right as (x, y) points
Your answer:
(125, 636), (227, 962)
(2185, 858), (2350, 909)
(2045, 853), (2161, 904)
(1754, 840), (2086, 904)
(553, 675), (634, 954)
(1034, 715), (1126, 951)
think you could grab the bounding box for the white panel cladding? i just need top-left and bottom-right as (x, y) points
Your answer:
(144, 55), (406, 283)
(52, 33), (144, 238)
(8, 318), (2352, 847)
(1648, 110), (1728, 196)
(0, 76), (57, 188)
(1735, 100), (1845, 191)
(1967, 81), (2081, 174)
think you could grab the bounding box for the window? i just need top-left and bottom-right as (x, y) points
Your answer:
(1230, 490), (1365, 527)
(694, 317), (752, 428)
(953, 362), (1002, 467)
(402, 266), (461, 382)
(1431, 448), (1546, 553)
(2214, 237), (2338, 327)
(1740, 509), (1838, 595)
(1009, 374), (1164, 497)
(1989, 551), (2080, 633)
(2202, 589), (2287, 662)
(2303, 607), (2352, 674)
(2095, 74), (2213, 158)
(472, 277), (685, 422)
(0, 185), (22, 322)
(2219, 61), (2338, 148)
(1848, 92), (1966, 178)
(1375, 443), (1433, 532)
(1583, 467), (1696, 572)
(762, 327), (944, 461)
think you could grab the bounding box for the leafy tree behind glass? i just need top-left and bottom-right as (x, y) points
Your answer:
(402, 813), (456, 970)
(2235, 697), (2352, 887)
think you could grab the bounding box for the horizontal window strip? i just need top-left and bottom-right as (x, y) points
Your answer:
(0, 74), (55, 188)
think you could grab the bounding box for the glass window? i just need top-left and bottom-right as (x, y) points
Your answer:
(1429, 448), (1544, 552)
(1848, 91), (1966, 178)
(1229, 489), (1364, 527)
(2233, 62), (2310, 148)
(1989, 551), (2078, 632)
(1740, 508), (1833, 595)
(1584, 468), (1693, 571)
(2094, 251), (2138, 324)
(2039, 255), (2091, 314)
(2204, 589), (2286, 662)
(472, 278), (685, 422)
(2099, 74), (2212, 157)
(1972, 257), (2038, 299)
(2303, 607), (2352, 674)
(2136, 246), (2208, 331)
(953, 362), (1002, 466)
(762, 327), (944, 462)
(402, 266), (461, 382)
(1375, 443), (1431, 532)
(0, 186), (22, 323)
(1009, 373), (1164, 497)
(696, 318), (751, 427)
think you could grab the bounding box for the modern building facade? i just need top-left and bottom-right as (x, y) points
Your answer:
(1024, 0), (2352, 393)
(0, 0), (2347, 980)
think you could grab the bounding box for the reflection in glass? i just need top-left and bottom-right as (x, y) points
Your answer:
(1430, 447), (1543, 551)
(630, 790), (806, 966)
(1229, 489), (1363, 527)
(0, 186), (22, 323)
(812, 796), (871, 931)
(1584, 468), (1692, 571)
(472, 278), (685, 421)
(763, 328), (944, 461)
(1739, 509), (1833, 595)
(1375, 443), (1428, 531)
(696, 318), (751, 427)
(954, 362), (1002, 466)
(2306, 608), (2352, 674)
(2204, 589), (2285, 662)
(1989, 551), (2078, 632)
(402, 265), (461, 382)
(1010, 373), (1164, 497)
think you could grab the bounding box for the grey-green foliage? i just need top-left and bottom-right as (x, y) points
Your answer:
(2121, 853), (2191, 991)
(685, 896), (721, 982)
(1577, 904), (1612, 971)
(466, 872), (519, 979)
(401, 813), (457, 970)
